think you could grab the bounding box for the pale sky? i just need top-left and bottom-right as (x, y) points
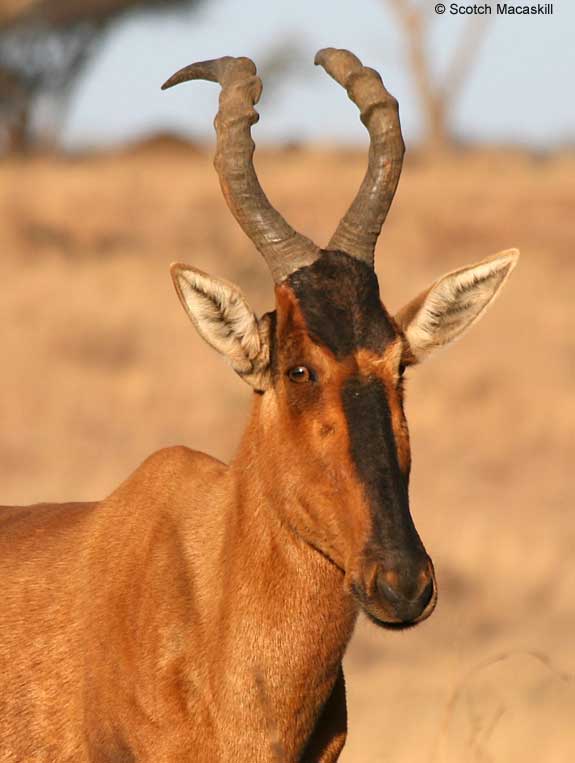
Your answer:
(63, 0), (575, 149)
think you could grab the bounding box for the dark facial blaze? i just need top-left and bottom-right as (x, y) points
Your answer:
(280, 251), (436, 628)
(286, 251), (396, 358)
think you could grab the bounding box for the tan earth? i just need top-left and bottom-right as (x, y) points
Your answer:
(1, 144), (573, 762)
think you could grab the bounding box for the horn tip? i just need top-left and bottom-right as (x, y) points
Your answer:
(161, 71), (183, 90)
(314, 48), (329, 66)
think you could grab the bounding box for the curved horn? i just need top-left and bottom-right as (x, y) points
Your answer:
(162, 57), (320, 283)
(315, 48), (405, 268)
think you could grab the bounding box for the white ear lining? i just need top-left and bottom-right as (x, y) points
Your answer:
(402, 250), (519, 362)
(171, 264), (271, 389)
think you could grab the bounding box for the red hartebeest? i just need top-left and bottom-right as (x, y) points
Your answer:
(0, 49), (518, 762)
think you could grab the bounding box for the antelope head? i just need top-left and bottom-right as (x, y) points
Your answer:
(162, 50), (518, 629)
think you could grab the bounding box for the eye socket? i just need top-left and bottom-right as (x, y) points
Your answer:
(398, 362), (407, 378)
(287, 365), (313, 384)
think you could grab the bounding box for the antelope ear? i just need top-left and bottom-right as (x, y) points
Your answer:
(171, 264), (271, 391)
(395, 250), (519, 364)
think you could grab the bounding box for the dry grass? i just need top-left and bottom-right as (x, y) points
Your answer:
(1, 145), (574, 761)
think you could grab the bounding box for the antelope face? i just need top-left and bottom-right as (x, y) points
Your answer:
(271, 251), (435, 628)
(165, 48), (519, 629)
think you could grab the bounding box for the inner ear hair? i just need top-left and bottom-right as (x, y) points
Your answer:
(171, 263), (271, 390)
(396, 249), (519, 363)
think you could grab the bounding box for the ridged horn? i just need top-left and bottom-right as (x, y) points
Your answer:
(162, 56), (320, 283)
(315, 48), (405, 268)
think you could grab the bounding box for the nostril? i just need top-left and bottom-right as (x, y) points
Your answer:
(358, 561), (437, 626)
(376, 567), (435, 615)
(376, 575), (402, 605)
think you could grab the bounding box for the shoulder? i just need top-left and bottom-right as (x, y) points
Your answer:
(109, 446), (228, 501)
(141, 446), (227, 479)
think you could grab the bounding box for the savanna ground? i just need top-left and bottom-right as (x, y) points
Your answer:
(1, 143), (574, 762)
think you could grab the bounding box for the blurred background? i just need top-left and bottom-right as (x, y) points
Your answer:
(1, 1), (574, 761)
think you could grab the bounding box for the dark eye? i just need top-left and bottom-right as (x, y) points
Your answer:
(398, 363), (407, 378)
(287, 366), (312, 384)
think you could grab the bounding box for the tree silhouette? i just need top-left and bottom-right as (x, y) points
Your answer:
(0, 0), (202, 153)
(384, 0), (491, 152)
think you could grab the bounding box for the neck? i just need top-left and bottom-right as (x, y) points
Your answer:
(228, 391), (358, 644)
(218, 394), (357, 754)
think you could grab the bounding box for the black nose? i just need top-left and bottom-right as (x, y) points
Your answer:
(376, 566), (435, 624)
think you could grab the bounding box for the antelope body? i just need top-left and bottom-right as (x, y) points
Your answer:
(0, 49), (518, 762)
